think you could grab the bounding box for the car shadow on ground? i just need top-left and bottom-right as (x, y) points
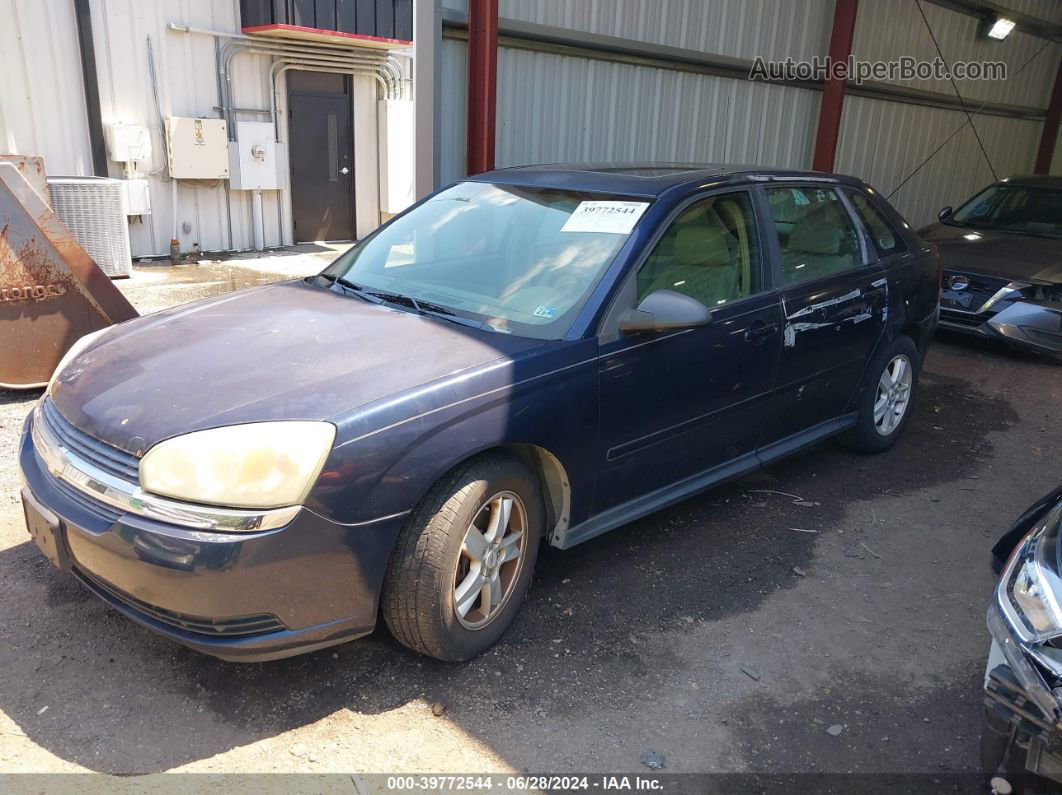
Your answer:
(0, 361), (1021, 774)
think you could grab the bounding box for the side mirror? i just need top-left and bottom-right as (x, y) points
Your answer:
(617, 289), (713, 333)
(938, 206), (953, 222)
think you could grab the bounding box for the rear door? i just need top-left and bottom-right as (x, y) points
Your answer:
(595, 189), (783, 513)
(759, 184), (886, 444)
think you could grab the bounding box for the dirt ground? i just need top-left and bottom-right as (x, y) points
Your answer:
(1, 255), (1060, 782)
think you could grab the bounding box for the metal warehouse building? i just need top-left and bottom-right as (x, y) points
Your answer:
(1, 0), (1060, 260)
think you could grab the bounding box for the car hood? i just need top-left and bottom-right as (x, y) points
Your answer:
(50, 279), (543, 455)
(920, 223), (1062, 284)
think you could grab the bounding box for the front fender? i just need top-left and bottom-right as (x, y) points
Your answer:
(306, 339), (600, 528)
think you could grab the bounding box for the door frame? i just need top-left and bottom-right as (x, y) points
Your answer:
(286, 71), (356, 243)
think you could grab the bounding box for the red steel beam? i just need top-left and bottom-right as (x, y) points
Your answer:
(811, 0), (859, 173)
(466, 0), (498, 175)
(1034, 56), (1062, 175)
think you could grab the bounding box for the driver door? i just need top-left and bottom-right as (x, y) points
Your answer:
(594, 189), (783, 515)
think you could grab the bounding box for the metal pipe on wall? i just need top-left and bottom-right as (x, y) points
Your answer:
(251, 188), (265, 251)
(221, 42), (396, 136)
(270, 59), (389, 142)
(169, 178), (180, 264)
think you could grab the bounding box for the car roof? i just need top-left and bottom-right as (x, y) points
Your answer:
(998, 174), (1062, 190)
(466, 162), (867, 198)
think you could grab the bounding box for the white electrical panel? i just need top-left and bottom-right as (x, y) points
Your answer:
(228, 122), (282, 190)
(165, 117), (229, 179)
(121, 178), (151, 215)
(105, 123), (152, 162)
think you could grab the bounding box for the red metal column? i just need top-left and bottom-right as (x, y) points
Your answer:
(1034, 57), (1062, 175)
(811, 0), (859, 173)
(466, 0), (499, 175)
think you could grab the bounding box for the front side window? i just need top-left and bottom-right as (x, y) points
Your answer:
(849, 191), (907, 257)
(949, 184), (1062, 238)
(636, 191), (762, 308)
(323, 182), (651, 339)
(765, 187), (861, 286)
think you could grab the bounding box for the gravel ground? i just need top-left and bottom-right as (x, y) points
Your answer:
(0, 264), (1059, 782)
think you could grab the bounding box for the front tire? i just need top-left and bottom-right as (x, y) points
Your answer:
(841, 334), (920, 453)
(381, 454), (543, 661)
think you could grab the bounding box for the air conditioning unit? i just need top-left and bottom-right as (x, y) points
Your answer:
(48, 176), (132, 278)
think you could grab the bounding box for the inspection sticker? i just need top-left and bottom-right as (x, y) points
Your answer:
(561, 201), (650, 234)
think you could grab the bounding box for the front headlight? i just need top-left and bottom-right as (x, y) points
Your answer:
(139, 422), (336, 510)
(1001, 503), (1062, 641)
(47, 327), (110, 395)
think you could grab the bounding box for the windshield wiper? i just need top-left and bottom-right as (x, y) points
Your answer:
(316, 273), (384, 304)
(364, 289), (491, 330)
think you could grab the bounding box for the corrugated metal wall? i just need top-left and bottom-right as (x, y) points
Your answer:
(835, 95), (1044, 224)
(0, 0), (393, 257)
(440, 0), (1059, 229)
(88, 0), (269, 257)
(1005, 0), (1062, 26)
(852, 0), (1056, 108)
(496, 48), (819, 171)
(0, 0), (93, 175)
(496, 0), (833, 62)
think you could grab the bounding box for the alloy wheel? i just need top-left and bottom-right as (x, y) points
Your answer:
(873, 354), (913, 436)
(453, 491), (528, 630)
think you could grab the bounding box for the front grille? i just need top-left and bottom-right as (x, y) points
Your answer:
(52, 476), (123, 523)
(939, 308), (988, 327)
(76, 568), (286, 638)
(941, 270), (1010, 316)
(40, 398), (140, 483)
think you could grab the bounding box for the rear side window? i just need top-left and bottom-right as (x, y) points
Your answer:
(765, 187), (861, 286)
(849, 191), (907, 258)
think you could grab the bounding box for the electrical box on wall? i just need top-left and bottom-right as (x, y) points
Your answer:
(105, 123), (152, 162)
(165, 117), (229, 179)
(228, 122), (284, 190)
(122, 179), (151, 215)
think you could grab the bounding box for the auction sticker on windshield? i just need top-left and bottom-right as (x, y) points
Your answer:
(561, 201), (650, 234)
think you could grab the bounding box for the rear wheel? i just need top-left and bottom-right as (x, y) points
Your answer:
(381, 455), (543, 661)
(840, 335), (920, 453)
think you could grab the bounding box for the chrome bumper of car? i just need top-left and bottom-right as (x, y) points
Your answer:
(29, 403), (300, 533)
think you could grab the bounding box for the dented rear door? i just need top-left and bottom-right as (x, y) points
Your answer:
(757, 184), (887, 444)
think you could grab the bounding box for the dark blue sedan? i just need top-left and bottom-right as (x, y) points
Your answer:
(19, 164), (940, 661)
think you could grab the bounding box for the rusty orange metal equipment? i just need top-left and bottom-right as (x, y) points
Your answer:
(0, 159), (138, 389)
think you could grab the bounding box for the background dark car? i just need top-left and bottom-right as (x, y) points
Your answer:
(920, 175), (1062, 357)
(20, 164), (940, 663)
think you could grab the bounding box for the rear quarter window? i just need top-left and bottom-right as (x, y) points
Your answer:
(848, 190), (908, 258)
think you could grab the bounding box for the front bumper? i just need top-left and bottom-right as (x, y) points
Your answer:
(940, 289), (1062, 356)
(985, 605), (1062, 732)
(18, 417), (405, 661)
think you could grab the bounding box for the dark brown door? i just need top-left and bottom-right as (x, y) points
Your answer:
(288, 71), (354, 242)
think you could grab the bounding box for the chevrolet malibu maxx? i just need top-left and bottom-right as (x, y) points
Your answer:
(20, 164), (940, 662)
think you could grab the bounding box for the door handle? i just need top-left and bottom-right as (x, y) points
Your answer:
(340, 167), (350, 175)
(744, 321), (778, 344)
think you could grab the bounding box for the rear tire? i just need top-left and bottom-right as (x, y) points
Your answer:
(381, 454), (543, 661)
(840, 334), (920, 453)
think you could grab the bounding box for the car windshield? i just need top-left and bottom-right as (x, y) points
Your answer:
(320, 182), (651, 339)
(948, 184), (1062, 238)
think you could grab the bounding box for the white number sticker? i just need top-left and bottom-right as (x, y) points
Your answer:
(561, 201), (650, 234)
